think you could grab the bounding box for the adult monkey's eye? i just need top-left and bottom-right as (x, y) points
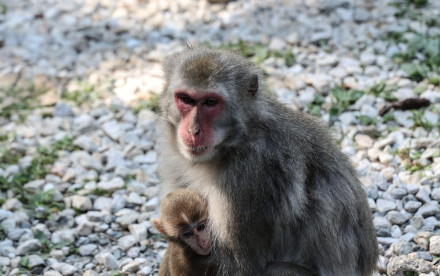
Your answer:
(204, 98), (218, 107)
(181, 95), (195, 105)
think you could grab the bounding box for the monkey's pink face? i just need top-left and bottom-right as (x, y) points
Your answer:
(174, 90), (225, 160)
(179, 220), (211, 255)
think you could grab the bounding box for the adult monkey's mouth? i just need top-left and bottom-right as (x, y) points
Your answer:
(188, 145), (209, 155)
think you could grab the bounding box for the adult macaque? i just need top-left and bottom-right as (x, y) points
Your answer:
(158, 47), (378, 275)
(152, 189), (215, 276)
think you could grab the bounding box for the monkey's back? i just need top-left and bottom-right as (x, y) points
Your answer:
(217, 98), (378, 275)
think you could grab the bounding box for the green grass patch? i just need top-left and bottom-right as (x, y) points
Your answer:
(0, 137), (79, 220)
(306, 94), (325, 117)
(356, 115), (378, 126)
(133, 93), (160, 114)
(0, 147), (24, 165)
(411, 108), (433, 131)
(87, 188), (110, 197)
(393, 34), (440, 82)
(391, 0), (428, 18)
(406, 0), (428, 8)
(382, 113), (395, 123)
(0, 85), (46, 121)
(61, 79), (101, 106)
(219, 40), (295, 67)
(0, 3), (7, 14)
(328, 87), (364, 117)
(366, 81), (398, 101)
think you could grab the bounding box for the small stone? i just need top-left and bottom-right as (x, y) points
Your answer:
(24, 179), (46, 190)
(138, 266), (153, 275)
(417, 202), (440, 218)
(27, 254), (45, 267)
(95, 252), (119, 270)
(112, 195), (128, 212)
(144, 196), (159, 211)
(50, 249), (64, 260)
(0, 209), (13, 221)
(93, 197), (113, 211)
(406, 184), (419, 195)
(404, 201), (422, 212)
(376, 199), (397, 213)
(74, 115), (96, 134)
(97, 177), (124, 192)
(394, 110), (414, 128)
(15, 239), (42, 255)
(44, 271), (63, 276)
(379, 152), (393, 164)
(391, 225), (402, 238)
(60, 263), (77, 276)
(79, 244), (98, 256)
(127, 192), (145, 205)
(368, 198), (376, 211)
(2, 198), (23, 211)
(428, 235), (440, 255)
(134, 151), (157, 164)
(377, 237), (398, 246)
(431, 188), (440, 200)
(416, 188), (431, 203)
(87, 211), (104, 222)
(389, 240), (412, 256)
(414, 231), (434, 250)
(367, 148), (380, 161)
(51, 229), (76, 243)
(408, 251), (432, 261)
(53, 102), (74, 117)
(6, 227), (27, 241)
(127, 246), (140, 258)
(74, 136), (99, 152)
(355, 134), (374, 149)
(0, 256), (11, 266)
(71, 195), (92, 211)
(360, 52), (376, 65)
(83, 271), (98, 276)
(373, 216), (391, 237)
(129, 223), (147, 242)
(389, 187), (407, 199)
(268, 37), (286, 51)
(353, 8), (370, 22)
(121, 258), (148, 273)
(77, 223), (94, 236)
(411, 214), (424, 230)
(116, 212), (139, 227)
(387, 211), (409, 225)
(118, 235), (137, 251)
(102, 120), (122, 141)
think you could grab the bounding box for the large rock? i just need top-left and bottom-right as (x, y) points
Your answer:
(387, 256), (433, 275)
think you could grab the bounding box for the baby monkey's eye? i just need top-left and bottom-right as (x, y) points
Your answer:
(181, 231), (193, 239)
(197, 223), (206, 231)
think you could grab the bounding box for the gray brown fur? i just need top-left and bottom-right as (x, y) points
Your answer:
(158, 47), (378, 275)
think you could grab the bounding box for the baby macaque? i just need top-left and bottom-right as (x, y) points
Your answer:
(152, 189), (215, 276)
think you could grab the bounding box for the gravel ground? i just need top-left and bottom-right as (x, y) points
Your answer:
(1, 0), (440, 275)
